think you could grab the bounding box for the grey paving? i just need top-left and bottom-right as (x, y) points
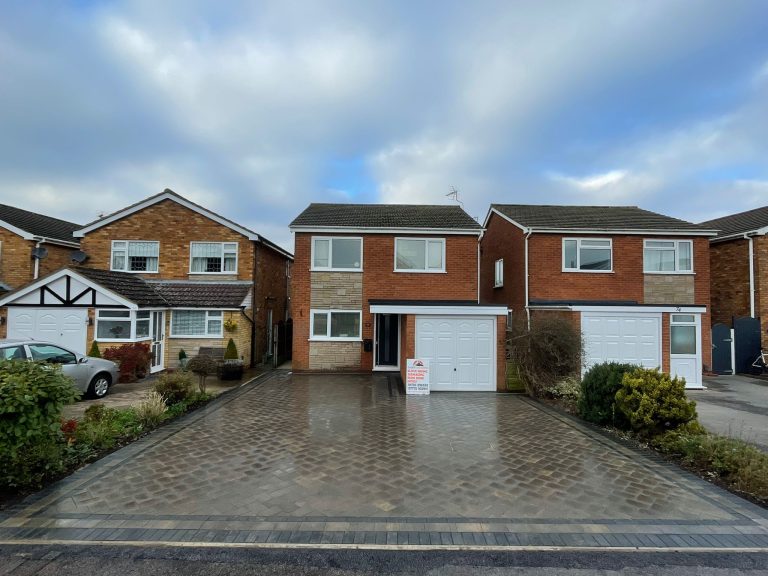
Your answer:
(691, 375), (768, 451)
(2, 372), (767, 549)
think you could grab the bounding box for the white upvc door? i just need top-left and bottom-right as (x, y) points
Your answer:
(670, 313), (702, 389)
(150, 311), (165, 373)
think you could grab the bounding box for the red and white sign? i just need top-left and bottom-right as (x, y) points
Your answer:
(406, 359), (430, 395)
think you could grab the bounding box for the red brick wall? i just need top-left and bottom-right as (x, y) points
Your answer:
(479, 212), (526, 315)
(0, 230), (35, 288)
(253, 244), (291, 363)
(756, 236), (768, 337)
(291, 234), (312, 370)
(78, 199), (255, 281)
(38, 243), (76, 277)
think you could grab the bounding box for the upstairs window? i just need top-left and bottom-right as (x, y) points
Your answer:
(563, 238), (612, 272)
(643, 240), (693, 273)
(190, 242), (238, 274)
(394, 238), (445, 272)
(111, 241), (159, 273)
(312, 237), (362, 271)
(494, 258), (504, 287)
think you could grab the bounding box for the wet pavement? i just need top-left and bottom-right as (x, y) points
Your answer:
(2, 372), (767, 549)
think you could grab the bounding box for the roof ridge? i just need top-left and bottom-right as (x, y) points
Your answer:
(700, 204), (768, 225)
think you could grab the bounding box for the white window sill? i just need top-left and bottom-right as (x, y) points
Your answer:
(169, 334), (224, 339)
(643, 271), (696, 275)
(393, 269), (447, 274)
(309, 337), (362, 342)
(562, 269), (614, 274)
(110, 269), (159, 274)
(493, 283), (503, 288)
(95, 337), (152, 343)
(310, 268), (363, 273)
(187, 272), (238, 276)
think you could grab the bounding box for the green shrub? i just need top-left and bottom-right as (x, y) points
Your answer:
(614, 368), (698, 437)
(136, 391), (167, 428)
(0, 359), (78, 489)
(154, 371), (193, 404)
(507, 315), (583, 398)
(551, 376), (581, 412)
(75, 406), (142, 452)
(579, 362), (637, 426)
(88, 341), (102, 358)
(653, 430), (768, 503)
(186, 355), (219, 393)
(178, 349), (187, 361)
(224, 338), (238, 360)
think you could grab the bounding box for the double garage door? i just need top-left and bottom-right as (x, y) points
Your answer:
(7, 308), (88, 354)
(415, 316), (496, 391)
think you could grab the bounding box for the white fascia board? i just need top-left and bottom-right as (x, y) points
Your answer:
(554, 304), (707, 313)
(710, 227), (768, 243)
(36, 236), (80, 248)
(533, 228), (717, 237)
(0, 220), (35, 240)
(290, 226), (482, 236)
(483, 208), (530, 232)
(73, 192), (260, 240)
(0, 268), (138, 309)
(369, 304), (508, 316)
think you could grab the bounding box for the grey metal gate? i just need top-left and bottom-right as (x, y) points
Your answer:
(711, 323), (733, 374)
(733, 316), (761, 374)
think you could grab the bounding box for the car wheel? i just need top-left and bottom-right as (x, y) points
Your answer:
(88, 374), (111, 399)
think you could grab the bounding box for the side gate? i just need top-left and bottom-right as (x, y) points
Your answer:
(711, 323), (733, 374)
(733, 316), (762, 374)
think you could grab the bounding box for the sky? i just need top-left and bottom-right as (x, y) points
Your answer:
(1, 1), (767, 251)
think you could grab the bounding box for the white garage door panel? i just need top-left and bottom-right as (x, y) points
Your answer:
(415, 316), (496, 391)
(582, 313), (661, 371)
(8, 308), (88, 354)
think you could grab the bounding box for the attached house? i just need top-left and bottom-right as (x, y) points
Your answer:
(480, 204), (718, 388)
(0, 189), (292, 372)
(0, 203), (82, 292)
(289, 203), (508, 391)
(700, 205), (768, 340)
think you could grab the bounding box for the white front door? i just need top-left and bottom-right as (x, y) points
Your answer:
(8, 308), (88, 354)
(582, 312), (661, 372)
(150, 311), (165, 373)
(670, 313), (702, 388)
(415, 316), (496, 391)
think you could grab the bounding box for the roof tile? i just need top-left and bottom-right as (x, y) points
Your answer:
(290, 203), (482, 230)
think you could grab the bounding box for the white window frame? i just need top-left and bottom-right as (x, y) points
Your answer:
(494, 258), (504, 287)
(169, 309), (225, 339)
(94, 309), (154, 343)
(311, 237), (363, 272)
(643, 239), (694, 274)
(189, 242), (239, 275)
(670, 313), (699, 356)
(562, 238), (613, 273)
(110, 240), (160, 274)
(309, 309), (363, 341)
(393, 237), (446, 273)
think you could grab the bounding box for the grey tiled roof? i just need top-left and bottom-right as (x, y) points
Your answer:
(700, 206), (768, 238)
(0, 204), (81, 243)
(150, 281), (252, 308)
(492, 204), (712, 233)
(290, 203), (482, 230)
(74, 267), (169, 307)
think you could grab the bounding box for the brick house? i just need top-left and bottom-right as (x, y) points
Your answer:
(289, 203), (507, 391)
(0, 189), (292, 372)
(700, 206), (768, 338)
(0, 203), (82, 292)
(480, 205), (717, 388)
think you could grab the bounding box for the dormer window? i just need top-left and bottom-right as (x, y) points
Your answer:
(111, 241), (159, 273)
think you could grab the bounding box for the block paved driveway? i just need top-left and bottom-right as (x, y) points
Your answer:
(2, 372), (767, 549)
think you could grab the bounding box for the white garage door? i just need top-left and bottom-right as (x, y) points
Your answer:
(415, 316), (495, 391)
(582, 312), (661, 372)
(8, 308), (88, 354)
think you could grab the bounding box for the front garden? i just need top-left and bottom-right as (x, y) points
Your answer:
(507, 316), (768, 507)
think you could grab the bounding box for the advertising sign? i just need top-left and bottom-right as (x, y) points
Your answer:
(406, 359), (430, 395)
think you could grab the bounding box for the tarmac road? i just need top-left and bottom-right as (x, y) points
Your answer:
(1, 545), (767, 575)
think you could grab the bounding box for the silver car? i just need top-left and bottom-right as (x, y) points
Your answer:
(0, 339), (120, 398)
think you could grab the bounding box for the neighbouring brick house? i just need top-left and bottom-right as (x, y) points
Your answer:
(0, 189), (292, 373)
(0, 204), (82, 292)
(290, 203), (508, 391)
(480, 204), (717, 388)
(700, 206), (768, 339)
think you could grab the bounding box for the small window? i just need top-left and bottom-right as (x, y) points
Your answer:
(171, 310), (224, 337)
(671, 314), (697, 355)
(394, 238), (445, 272)
(644, 240), (693, 273)
(563, 238), (612, 272)
(506, 310), (513, 329)
(494, 259), (504, 287)
(190, 242), (238, 274)
(312, 237), (362, 271)
(28, 344), (76, 365)
(135, 311), (151, 339)
(111, 241), (159, 273)
(310, 310), (362, 340)
(96, 309), (132, 340)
